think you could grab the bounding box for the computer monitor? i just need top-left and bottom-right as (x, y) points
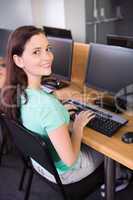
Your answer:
(107, 34), (133, 49)
(43, 26), (73, 81)
(43, 26), (72, 39)
(85, 43), (133, 111)
(0, 28), (12, 57)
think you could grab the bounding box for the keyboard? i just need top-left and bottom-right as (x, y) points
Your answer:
(64, 99), (128, 137)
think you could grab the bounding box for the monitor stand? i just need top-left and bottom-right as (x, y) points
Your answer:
(94, 96), (123, 113)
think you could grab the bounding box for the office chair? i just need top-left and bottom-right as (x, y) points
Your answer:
(0, 124), (5, 165)
(1, 115), (104, 200)
(0, 116), (11, 165)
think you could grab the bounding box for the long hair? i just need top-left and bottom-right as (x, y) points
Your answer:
(0, 26), (44, 120)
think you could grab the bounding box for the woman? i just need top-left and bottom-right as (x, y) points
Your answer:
(1, 26), (103, 184)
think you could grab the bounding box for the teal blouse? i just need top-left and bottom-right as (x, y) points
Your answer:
(21, 88), (78, 174)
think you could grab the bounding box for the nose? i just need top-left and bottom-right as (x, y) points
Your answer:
(0, 68), (4, 72)
(43, 50), (54, 62)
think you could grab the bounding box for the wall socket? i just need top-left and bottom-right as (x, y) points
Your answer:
(94, 9), (98, 18)
(100, 7), (105, 17)
(116, 6), (122, 18)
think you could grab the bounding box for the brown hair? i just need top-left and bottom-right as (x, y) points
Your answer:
(0, 26), (44, 119)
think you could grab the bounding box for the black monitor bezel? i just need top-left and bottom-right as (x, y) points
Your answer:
(0, 28), (12, 57)
(43, 26), (73, 81)
(85, 43), (133, 96)
(43, 26), (72, 39)
(85, 43), (112, 94)
(107, 34), (133, 49)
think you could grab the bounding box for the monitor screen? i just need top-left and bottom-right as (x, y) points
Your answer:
(0, 28), (12, 57)
(43, 26), (73, 81)
(85, 43), (133, 96)
(107, 34), (133, 49)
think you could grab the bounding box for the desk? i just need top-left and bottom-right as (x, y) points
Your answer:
(83, 96), (133, 200)
(56, 84), (133, 200)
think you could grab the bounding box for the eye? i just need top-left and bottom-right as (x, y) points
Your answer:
(33, 50), (41, 55)
(46, 46), (52, 52)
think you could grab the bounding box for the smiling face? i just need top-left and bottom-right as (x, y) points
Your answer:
(13, 33), (53, 85)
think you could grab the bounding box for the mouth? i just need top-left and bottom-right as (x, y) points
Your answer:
(42, 63), (51, 68)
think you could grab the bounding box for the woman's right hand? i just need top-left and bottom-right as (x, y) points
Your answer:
(73, 111), (95, 137)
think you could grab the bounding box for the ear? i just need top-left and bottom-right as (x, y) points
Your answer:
(13, 55), (24, 68)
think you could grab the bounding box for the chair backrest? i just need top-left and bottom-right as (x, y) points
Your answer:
(1, 115), (59, 177)
(0, 114), (68, 199)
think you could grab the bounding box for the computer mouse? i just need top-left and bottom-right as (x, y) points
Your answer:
(121, 132), (133, 144)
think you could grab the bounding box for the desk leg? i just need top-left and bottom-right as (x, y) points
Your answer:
(104, 156), (116, 200)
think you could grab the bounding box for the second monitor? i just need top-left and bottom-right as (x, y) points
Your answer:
(0, 28), (12, 57)
(107, 34), (133, 49)
(85, 43), (133, 112)
(43, 26), (73, 89)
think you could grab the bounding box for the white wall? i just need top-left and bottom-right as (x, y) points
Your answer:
(64, 0), (86, 42)
(31, 0), (44, 27)
(42, 0), (65, 28)
(0, 0), (33, 30)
